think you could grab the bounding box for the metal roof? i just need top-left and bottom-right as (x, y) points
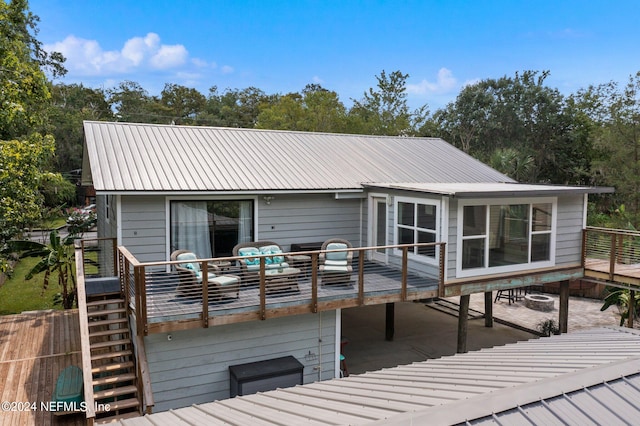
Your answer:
(113, 327), (640, 425)
(82, 121), (514, 193)
(364, 182), (615, 198)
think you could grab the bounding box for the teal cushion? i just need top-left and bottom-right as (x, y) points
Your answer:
(326, 243), (348, 261)
(177, 252), (200, 272)
(325, 259), (347, 267)
(194, 271), (217, 283)
(260, 246), (274, 264)
(239, 247), (260, 265)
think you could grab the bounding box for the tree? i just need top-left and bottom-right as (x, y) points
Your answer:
(349, 70), (429, 136)
(256, 84), (348, 132)
(8, 230), (77, 309)
(48, 83), (113, 172)
(0, 0), (65, 140)
(204, 86), (273, 128)
(160, 83), (206, 125)
(0, 0), (65, 272)
(0, 134), (55, 271)
(107, 80), (167, 123)
(587, 72), (640, 226)
(432, 70), (593, 184)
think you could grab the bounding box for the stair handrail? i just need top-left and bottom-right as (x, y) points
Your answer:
(74, 245), (96, 423)
(134, 333), (154, 413)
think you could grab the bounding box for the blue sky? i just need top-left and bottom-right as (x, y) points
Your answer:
(30, 0), (640, 111)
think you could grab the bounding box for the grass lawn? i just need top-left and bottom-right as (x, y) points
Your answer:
(0, 257), (67, 315)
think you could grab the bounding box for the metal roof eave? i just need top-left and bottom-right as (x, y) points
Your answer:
(363, 183), (615, 198)
(92, 188), (365, 196)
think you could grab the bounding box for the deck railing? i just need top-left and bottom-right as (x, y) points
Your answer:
(583, 226), (640, 283)
(117, 242), (446, 335)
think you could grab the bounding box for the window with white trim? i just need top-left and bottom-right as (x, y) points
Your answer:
(395, 198), (439, 262)
(459, 199), (555, 276)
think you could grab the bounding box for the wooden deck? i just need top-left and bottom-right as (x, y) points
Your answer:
(0, 309), (85, 426)
(138, 259), (440, 334)
(584, 258), (640, 287)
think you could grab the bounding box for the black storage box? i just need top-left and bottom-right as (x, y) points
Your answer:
(229, 355), (304, 398)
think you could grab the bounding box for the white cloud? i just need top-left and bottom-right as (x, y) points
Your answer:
(44, 32), (189, 75)
(312, 76), (324, 84)
(220, 65), (234, 74)
(150, 44), (188, 69)
(407, 68), (458, 95)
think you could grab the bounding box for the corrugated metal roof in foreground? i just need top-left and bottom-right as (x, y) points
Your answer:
(82, 121), (513, 192)
(113, 327), (640, 425)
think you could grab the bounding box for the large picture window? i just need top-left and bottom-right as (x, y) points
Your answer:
(395, 198), (439, 262)
(170, 200), (254, 258)
(459, 199), (555, 276)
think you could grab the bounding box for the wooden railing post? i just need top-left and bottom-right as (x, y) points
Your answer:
(629, 290), (636, 329)
(135, 265), (148, 335)
(439, 243), (446, 297)
(311, 253), (318, 313)
(358, 248), (364, 306)
(581, 229), (587, 267)
(401, 247), (408, 301)
(259, 257), (266, 320)
(202, 261), (209, 328)
(609, 233), (617, 281)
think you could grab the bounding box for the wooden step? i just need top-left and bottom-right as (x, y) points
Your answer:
(88, 317), (128, 328)
(87, 298), (125, 307)
(96, 397), (139, 413)
(88, 307), (126, 317)
(91, 338), (131, 350)
(93, 372), (135, 387)
(94, 385), (138, 400)
(90, 328), (130, 339)
(91, 349), (132, 362)
(92, 361), (134, 375)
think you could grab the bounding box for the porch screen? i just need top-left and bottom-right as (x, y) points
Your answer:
(461, 202), (552, 270)
(170, 200), (254, 258)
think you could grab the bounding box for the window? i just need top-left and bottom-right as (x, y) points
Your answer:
(170, 200), (254, 258)
(395, 198), (439, 262)
(459, 199), (555, 276)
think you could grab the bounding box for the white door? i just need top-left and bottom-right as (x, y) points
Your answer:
(371, 197), (388, 262)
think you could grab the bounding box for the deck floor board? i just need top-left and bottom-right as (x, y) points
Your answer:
(0, 310), (85, 426)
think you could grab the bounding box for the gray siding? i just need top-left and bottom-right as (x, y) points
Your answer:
(555, 194), (585, 265)
(144, 311), (337, 412)
(120, 195), (167, 263)
(258, 194), (363, 249)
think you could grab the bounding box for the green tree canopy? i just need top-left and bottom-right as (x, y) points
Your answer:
(349, 70), (429, 136)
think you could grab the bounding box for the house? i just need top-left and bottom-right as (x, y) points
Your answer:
(80, 121), (613, 417)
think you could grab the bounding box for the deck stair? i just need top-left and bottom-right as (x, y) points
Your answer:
(86, 295), (141, 423)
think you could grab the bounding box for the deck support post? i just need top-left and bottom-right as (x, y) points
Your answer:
(629, 290), (636, 329)
(457, 294), (470, 353)
(385, 303), (394, 341)
(559, 281), (569, 333)
(484, 291), (493, 328)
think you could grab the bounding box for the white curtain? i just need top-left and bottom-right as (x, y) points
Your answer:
(238, 201), (252, 243)
(171, 201), (212, 259)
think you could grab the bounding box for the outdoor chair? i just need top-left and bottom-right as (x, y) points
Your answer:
(232, 241), (291, 285)
(171, 250), (240, 300)
(319, 238), (353, 285)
